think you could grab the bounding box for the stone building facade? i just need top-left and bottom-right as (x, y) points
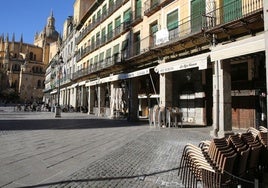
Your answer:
(0, 12), (60, 103)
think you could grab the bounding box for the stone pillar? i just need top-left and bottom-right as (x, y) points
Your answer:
(88, 86), (95, 114)
(97, 84), (106, 116)
(128, 78), (139, 121)
(74, 86), (78, 110)
(159, 72), (172, 107)
(159, 61), (172, 107)
(211, 60), (233, 138)
(110, 82), (118, 118)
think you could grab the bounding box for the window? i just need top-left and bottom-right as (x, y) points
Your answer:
(191, 0), (205, 33)
(107, 22), (113, 40)
(99, 52), (105, 63)
(123, 9), (131, 28)
(133, 32), (140, 55)
(94, 55), (98, 64)
(113, 44), (120, 63)
(101, 27), (106, 43)
(150, 22), (158, 35)
(121, 39), (129, 58)
(93, 15), (96, 23)
(96, 32), (100, 46)
(37, 80), (41, 88)
(102, 4), (107, 16)
(113, 44), (120, 55)
(97, 10), (101, 21)
(115, 17), (121, 35)
(223, 0), (242, 23)
(106, 48), (112, 63)
(91, 36), (95, 49)
(29, 52), (34, 60)
(150, 22), (158, 46)
(231, 62), (248, 81)
(167, 9), (178, 31)
(109, 0), (114, 11)
(121, 39), (128, 51)
(135, 0), (142, 18)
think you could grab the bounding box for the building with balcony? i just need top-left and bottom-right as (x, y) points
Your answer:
(43, 16), (77, 110)
(51, 0), (266, 137)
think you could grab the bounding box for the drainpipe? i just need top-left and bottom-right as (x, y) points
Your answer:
(263, 0), (268, 147)
(213, 34), (219, 137)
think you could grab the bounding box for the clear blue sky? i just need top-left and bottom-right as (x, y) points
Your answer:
(1, 0), (74, 44)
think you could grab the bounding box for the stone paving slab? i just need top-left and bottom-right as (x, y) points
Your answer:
(0, 110), (212, 188)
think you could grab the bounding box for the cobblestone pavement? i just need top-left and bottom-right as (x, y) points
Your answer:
(47, 128), (210, 188)
(0, 109), (211, 188)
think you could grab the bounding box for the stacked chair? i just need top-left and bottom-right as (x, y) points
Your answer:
(178, 126), (268, 188)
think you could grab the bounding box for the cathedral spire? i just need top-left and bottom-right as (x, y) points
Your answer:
(11, 33), (15, 51)
(20, 34), (23, 43)
(50, 9), (54, 17)
(12, 33), (15, 42)
(19, 34), (23, 52)
(5, 33), (9, 43)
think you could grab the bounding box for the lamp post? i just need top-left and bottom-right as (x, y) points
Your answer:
(55, 54), (64, 118)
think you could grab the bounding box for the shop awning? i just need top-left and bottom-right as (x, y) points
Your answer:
(210, 33), (265, 61)
(50, 89), (57, 95)
(154, 52), (210, 74)
(86, 67), (152, 86)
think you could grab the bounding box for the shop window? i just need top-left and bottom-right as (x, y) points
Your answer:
(231, 62), (248, 81)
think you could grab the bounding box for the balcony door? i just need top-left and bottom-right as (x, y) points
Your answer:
(191, 0), (205, 33)
(223, 0), (242, 23)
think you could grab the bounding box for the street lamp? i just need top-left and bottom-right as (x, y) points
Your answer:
(55, 54), (64, 118)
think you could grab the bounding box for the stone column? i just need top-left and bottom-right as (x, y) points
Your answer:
(159, 72), (172, 107)
(211, 60), (233, 138)
(97, 84), (106, 116)
(88, 86), (95, 114)
(159, 59), (172, 107)
(110, 82), (118, 118)
(74, 86), (78, 110)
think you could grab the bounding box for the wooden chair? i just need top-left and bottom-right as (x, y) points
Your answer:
(201, 152), (237, 188)
(148, 105), (159, 127)
(166, 107), (183, 128)
(178, 137), (236, 188)
(259, 126), (268, 133)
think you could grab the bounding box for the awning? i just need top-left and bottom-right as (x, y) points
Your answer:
(50, 89), (57, 95)
(78, 80), (87, 86)
(86, 67), (152, 86)
(154, 52), (210, 74)
(210, 33), (265, 61)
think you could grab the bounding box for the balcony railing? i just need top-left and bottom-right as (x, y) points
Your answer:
(203, 0), (263, 30)
(128, 0), (263, 59)
(72, 53), (122, 80)
(75, 0), (125, 45)
(144, 0), (174, 17)
(76, 22), (130, 62)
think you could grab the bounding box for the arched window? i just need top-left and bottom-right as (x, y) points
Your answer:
(29, 52), (34, 60)
(37, 80), (41, 88)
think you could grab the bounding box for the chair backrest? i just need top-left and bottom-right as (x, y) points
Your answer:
(259, 126), (268, 133)
(235, 147), (250, 177)
(247, 127), (259, 137)
(221, 152), (237, 173)
(247, 144), (262, 170)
